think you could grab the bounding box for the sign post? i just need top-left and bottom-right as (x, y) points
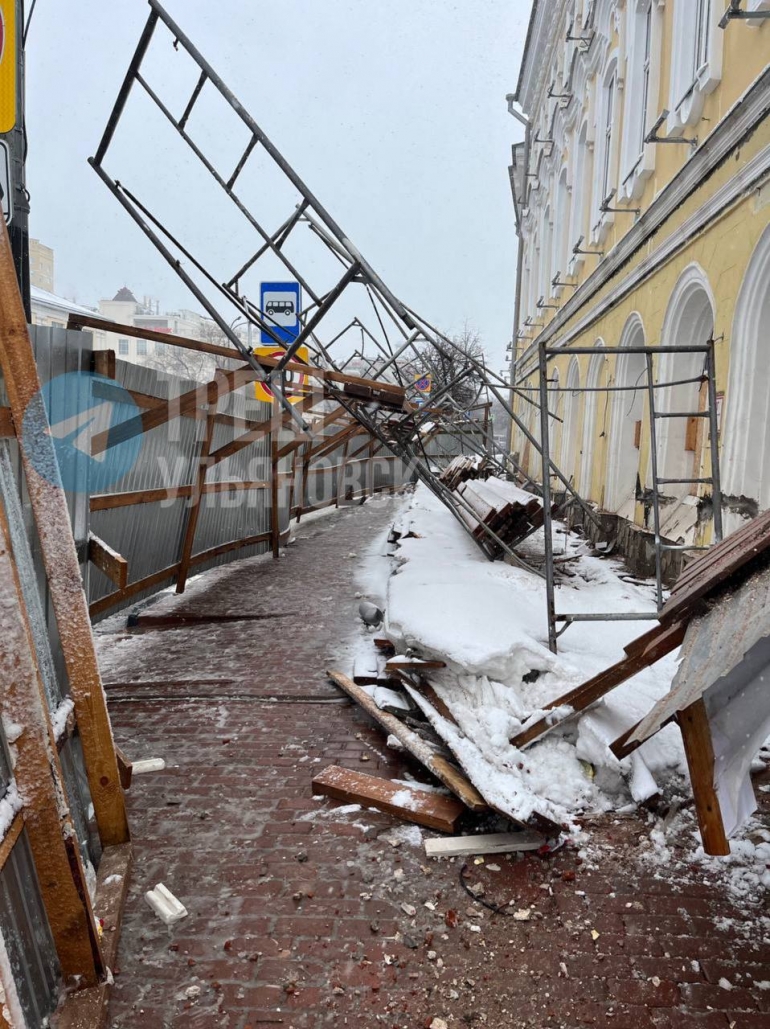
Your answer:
(259, 281), (301, 345)
(0, 0), (29, 319)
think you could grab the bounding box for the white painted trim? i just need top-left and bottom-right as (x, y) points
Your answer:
(721, 223), (770, 503)
(515, 69), (770, 376)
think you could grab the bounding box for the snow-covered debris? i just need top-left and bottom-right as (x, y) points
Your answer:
(385, 484), (685, 828)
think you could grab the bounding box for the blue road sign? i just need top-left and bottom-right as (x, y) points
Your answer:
(260, 281), (301, 345)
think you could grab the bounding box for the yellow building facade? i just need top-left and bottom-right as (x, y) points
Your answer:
(509, 0), (770, 554)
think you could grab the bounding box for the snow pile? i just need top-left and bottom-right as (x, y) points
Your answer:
(384, 484), (686, 828)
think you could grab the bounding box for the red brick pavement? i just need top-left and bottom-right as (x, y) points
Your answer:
(99, 497), (770, 1028)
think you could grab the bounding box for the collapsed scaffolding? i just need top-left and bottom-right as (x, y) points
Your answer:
(91, 0), (724, 654)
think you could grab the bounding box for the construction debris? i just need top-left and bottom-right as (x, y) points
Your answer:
(423, 831), (546, 858)
(132, 758), (167, 775)
(312, 765), (465, 832)
(145, 883), (188, 925)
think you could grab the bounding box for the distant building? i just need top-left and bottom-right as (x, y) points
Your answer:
(29, 239), (55, 293)
(30, 286), (103, 336)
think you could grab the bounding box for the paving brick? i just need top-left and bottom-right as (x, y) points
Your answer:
(102, 498), (770, 1029)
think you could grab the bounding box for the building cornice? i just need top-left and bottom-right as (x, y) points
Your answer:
(516, 0), (571, 116)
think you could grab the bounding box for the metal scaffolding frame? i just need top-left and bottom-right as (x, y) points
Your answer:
(90, 0), (601, 579)
(537, 338), (723, 652)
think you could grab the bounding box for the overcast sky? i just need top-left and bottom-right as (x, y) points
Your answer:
(25, 0), (531, 369)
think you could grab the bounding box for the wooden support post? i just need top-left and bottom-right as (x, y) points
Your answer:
(336, 436), (350, 508)
(176, 404), (217, 594)
(287, 444), (299, 521)
(271, 436), (280, 559)
(677, 699), (730, 856)
(297, 440), (311, 523)
(0, 221), (129, 847)
(0, 502), (103, 985)
(91, 348), (116, 380)
(367, 438), (375, 497)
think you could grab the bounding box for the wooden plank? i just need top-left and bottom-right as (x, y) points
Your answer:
(327, 670), (488, 813)
(89, 531), (271, 618)
(68, 313), (407, 400)
(54, 842), (133, 1029)
(386, 657), (447, 673)
(677, 700), (729, 856)
(91, 348), (116, 380)
(510, 620), (687, 749)
(176, 405), (217, 594)
(208, 393), (317, 467)
(0, 219), (129, 848)
(0, 407), (14, 437)
(0, 812), (23, 872)
(88, 533), (128, 589)
(312, 765), (465, 833)
(115, 747), (133, 791)
(271, 437), (280, 559)
(90, 480), (269, 511)
(0, 501), (102, 983)
(424, 830), (545, 858)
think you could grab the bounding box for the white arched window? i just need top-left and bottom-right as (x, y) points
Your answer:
(658, 266), (715, 497)
(552, 170), (571, 292)
(592, 57), (620, 240)
(560, 358), (582, 486)
(606, 315), (647, 516)
(620, 0), (663, 200)
(569, 122), (591, 270)
(539, 206), (553, 305)
(722, 225), (770, 511)
(580, 348), (607, 498)
(669, 0), (723, 130)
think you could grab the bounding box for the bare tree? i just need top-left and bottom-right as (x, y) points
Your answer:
(416, 325), (486, 410)
(146, 320), (243, 383)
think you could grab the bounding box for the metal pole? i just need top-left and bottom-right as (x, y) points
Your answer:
(538, 343), (557, 653)
(706, 337), (723, 543)
(644, 352), (664, 610)
(1, 0), (30, 319)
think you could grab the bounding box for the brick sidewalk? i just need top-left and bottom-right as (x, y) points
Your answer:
(100, 496), (770, 1029)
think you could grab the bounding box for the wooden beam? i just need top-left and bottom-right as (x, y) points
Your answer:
(271, 437), (280, 560)
(424, 831), (545, 858)
(677, 699), (729, 856)
(89, 531), (272, 618)
(208, 393), (317, 467)
(90, 479), (270, 510)
(0, 501), (103, 984)
(88, 533), (128, 589)
(0, 220), (129, 848)
(67, 313), (407, 401)
(0, 407), (14, 437)
(0, 812), (23, 872)
(115, 748), (133, 791)
(176, 406), (218, 594)
(327, 670), (487, 812)
(91, 348), (116, 380)
(312, 765), (465, 833)
(510, 620), (687, 749)
(91, 366), (260, 456)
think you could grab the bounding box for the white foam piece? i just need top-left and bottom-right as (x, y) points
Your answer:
(145, 883), (188, 925)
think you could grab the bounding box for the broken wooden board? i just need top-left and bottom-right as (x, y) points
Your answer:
(313, 765), (465, 832)
(660, 508), (770, 625)
(327, 670), (488, 813)
(424, 831), (546, 858)
(509, 619), (687, 750)
(385, 656), (447, 673)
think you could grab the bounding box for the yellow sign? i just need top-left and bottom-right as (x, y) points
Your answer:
(414, 373), (432, 393)
(253, 345), (310, 404)
(0, 1), (17, 135)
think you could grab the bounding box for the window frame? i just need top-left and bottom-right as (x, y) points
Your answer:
(668, 0), (723, 131)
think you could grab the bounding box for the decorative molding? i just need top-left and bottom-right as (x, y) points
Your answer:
(516, 69), (770, 375)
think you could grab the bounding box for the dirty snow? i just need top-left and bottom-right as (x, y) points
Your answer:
(384, 484), (686, 829)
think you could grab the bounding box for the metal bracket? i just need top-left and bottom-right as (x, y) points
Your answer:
(572, 235), (604, 257)
(551, 272), (578, 292)
(537, 296), (559, 311)
(720, 0), (770, 28)
(599, 188), (640, 217)
(645, 110), (697, 150)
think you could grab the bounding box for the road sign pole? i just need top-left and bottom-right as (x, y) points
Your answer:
(0, 1), (30, 320)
